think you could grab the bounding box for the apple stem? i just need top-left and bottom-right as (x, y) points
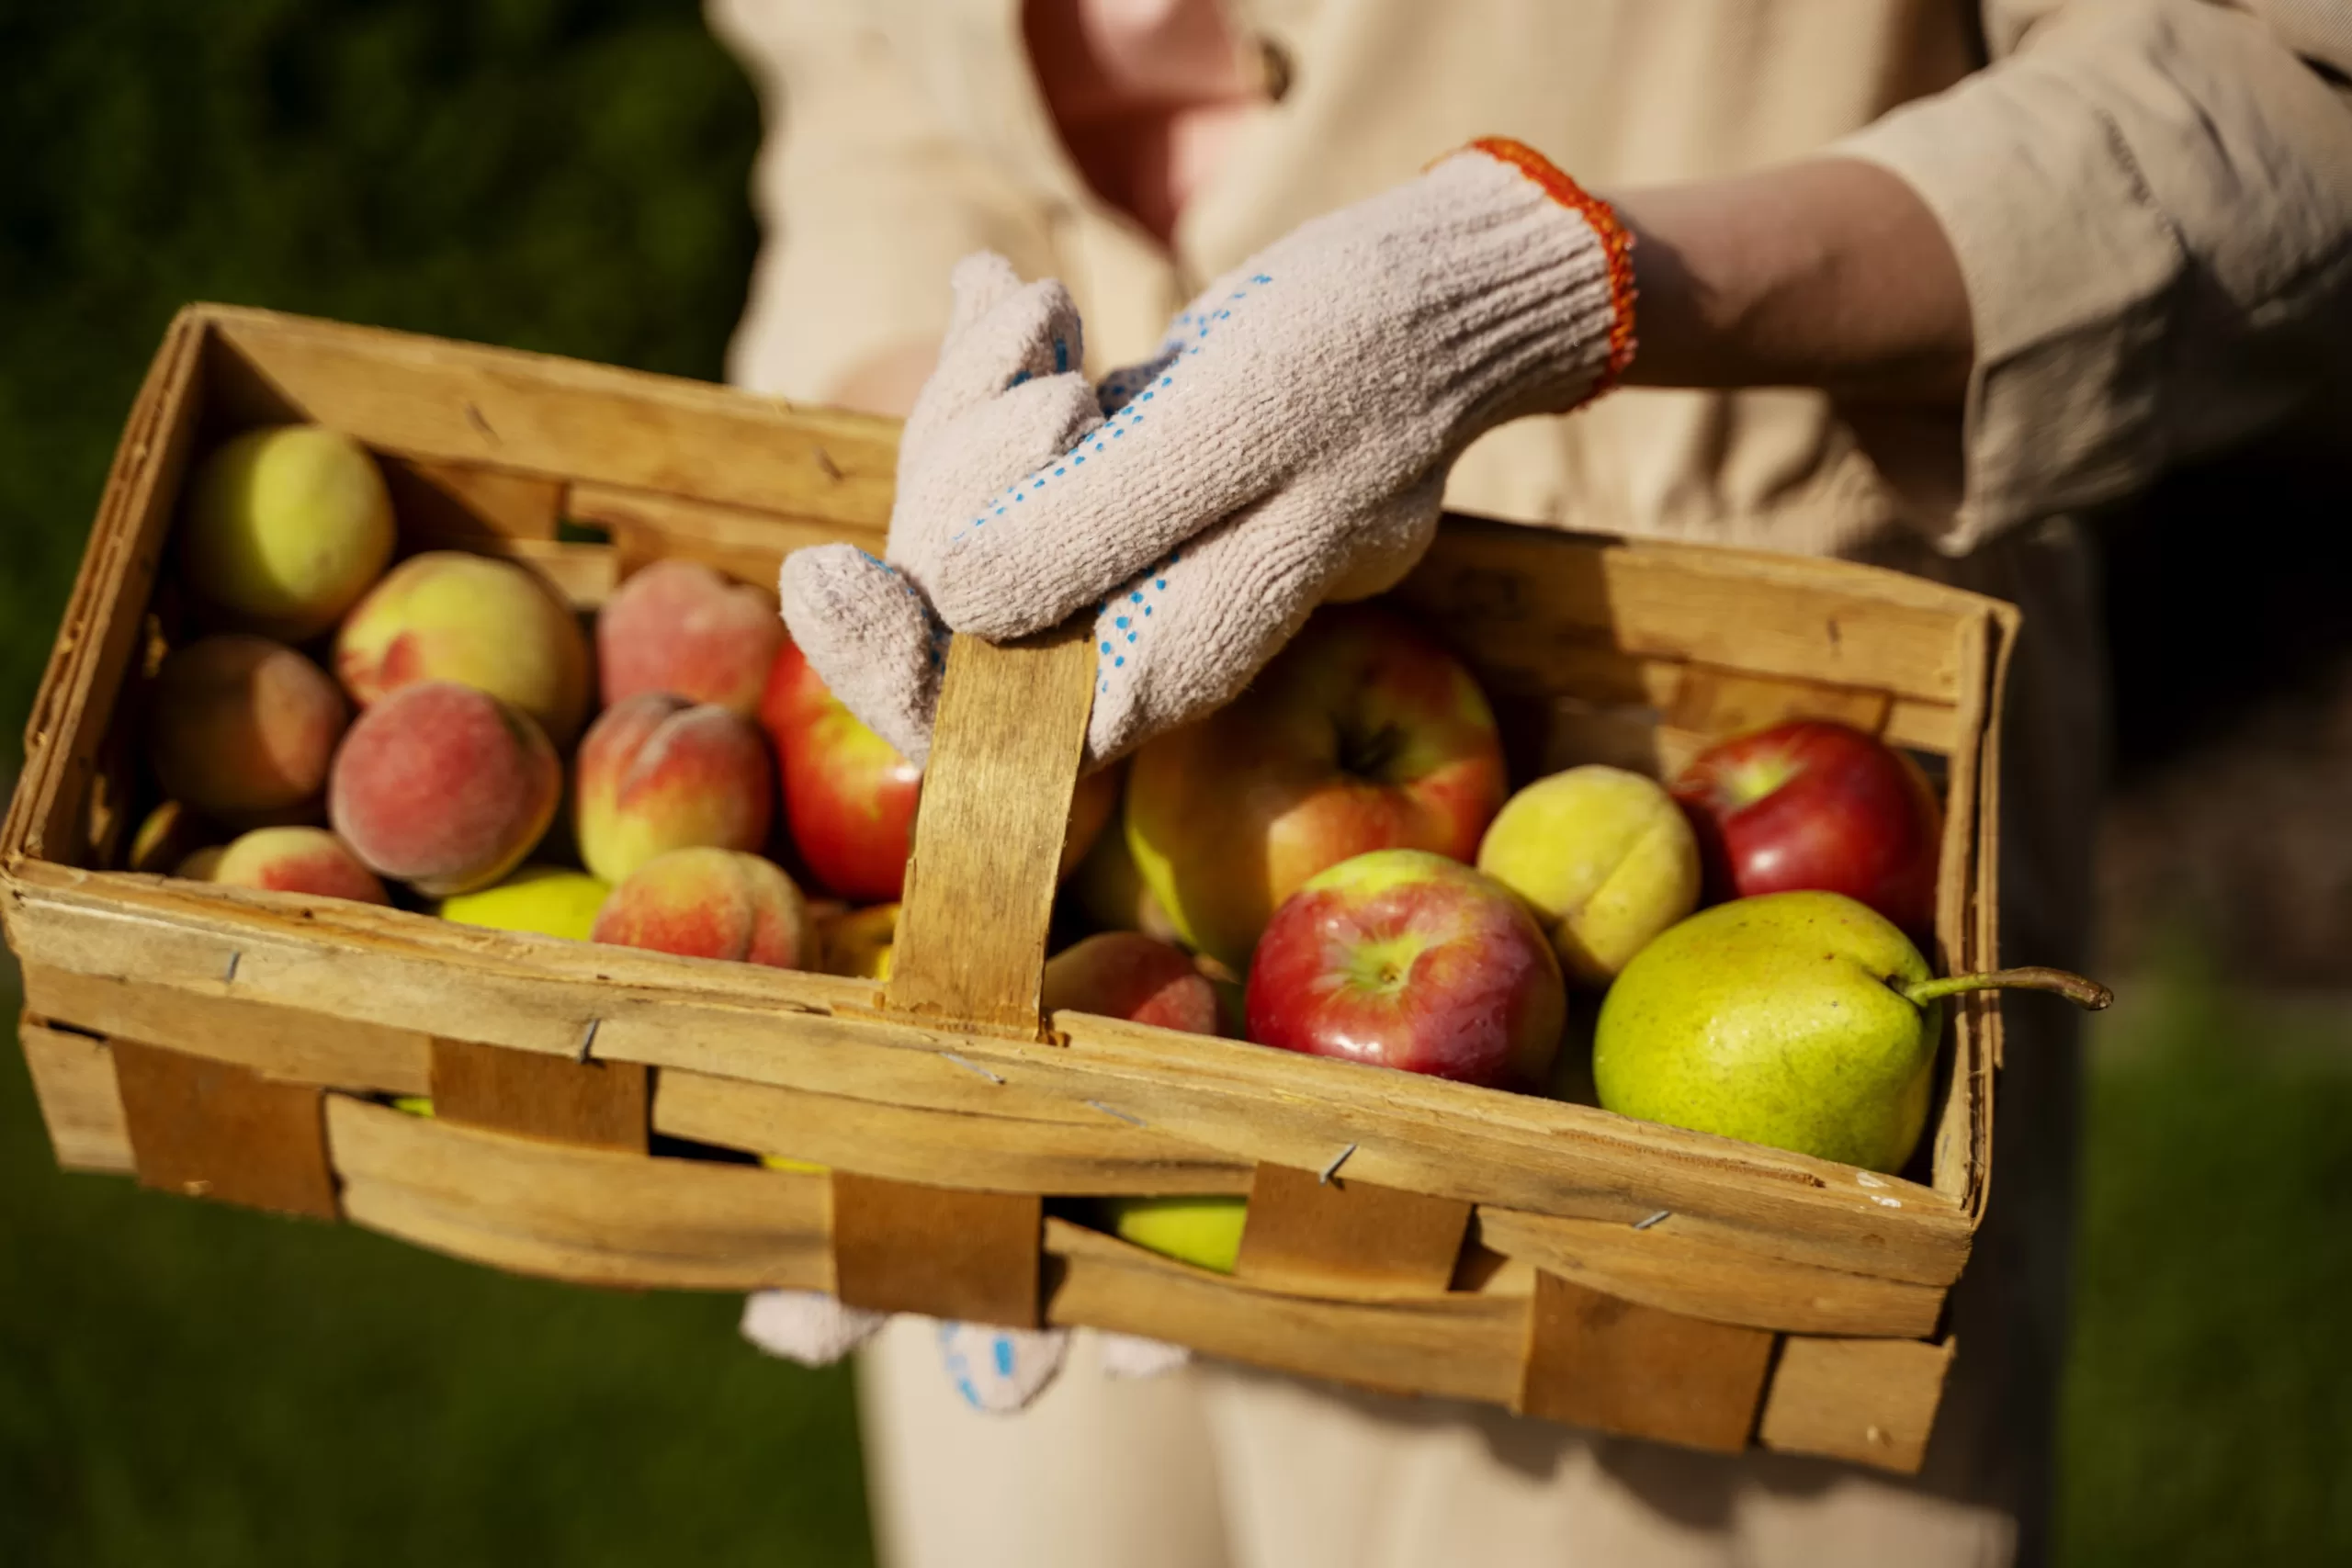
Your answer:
(1897, 967), (2114, 1011)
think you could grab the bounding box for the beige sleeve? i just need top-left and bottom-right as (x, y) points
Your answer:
(1830, 0), (2352, 552)
(707, 0), (1062, 401)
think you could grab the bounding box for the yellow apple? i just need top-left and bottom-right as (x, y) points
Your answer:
(437, 865), (612, 941)
(180, 425), (397, 639)
(1102, 1195), (1248, 1274)
(1476, 765), (1701, 985)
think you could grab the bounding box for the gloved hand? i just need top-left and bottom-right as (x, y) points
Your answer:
(780, 138), (1634, 767)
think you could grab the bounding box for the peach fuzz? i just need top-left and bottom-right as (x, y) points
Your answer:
(597, 558), (784, 717)
(574, 693), (773, 885)
(148, 635), (348, 827)
(1042, 932), (1222, 1035)
(328, 680), (560, 897)
(208, 827), (390, 905)
(335, 550), (591, 744)
(591, 848), (812, 968)
(179, 425), (396, 640)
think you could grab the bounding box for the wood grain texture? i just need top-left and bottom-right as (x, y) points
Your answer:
(1235, 1164), (1473, 1296)
(21, 963), (431, 1095)
(379, 456), (561, 546)
(326, 1095), (831, 1292)
(18, 1017), (133, 1172)
(566, 481), (882, 588)
(430, 1036), (648, 1153)
(831, 1172), (1043, 1327)
(1758, 1334), (1957, 1475)
(1473, 1206), (1945, 1337)
(481, 537), (620, 609)
(651, 1068), (1251, 1194)
(1517, 1272), (1776, 1453)
(1664, 664), (1894, 744)
(112, 1038), (339, 1219)
(885, 626), (1094, 1037)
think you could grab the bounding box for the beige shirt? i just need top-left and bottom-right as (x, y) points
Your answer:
(710, 0), (2352, 564)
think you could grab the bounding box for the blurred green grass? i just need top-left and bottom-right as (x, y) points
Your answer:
(2, 4), (2348, 1564)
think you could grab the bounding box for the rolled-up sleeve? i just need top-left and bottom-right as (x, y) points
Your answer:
(707, 0), (1061, 400)
(1831, 0), (2352, 551)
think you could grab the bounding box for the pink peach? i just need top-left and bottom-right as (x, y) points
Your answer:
(597, 558), (785, 717)
(209, 827), (390, 905)
(574, 692), (773, 885)
(1041, 932), (1222, 1035)
(591, 847), (812, 968)
(328, 680), (560, 896)
(334, 550), (591, 744)
(147, 635), (348, 826)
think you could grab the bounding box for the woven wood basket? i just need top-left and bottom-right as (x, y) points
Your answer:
(5, 306), (2020, 1474)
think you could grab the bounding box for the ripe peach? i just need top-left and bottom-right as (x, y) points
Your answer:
(574, 693), (773, 885)
(328, 680), (560, 896)
(817, 901), (899, 980)
(180, 426), (397, 639)
(597, 558), (784, 717)
(1042, 932), (1221, 1035)
(208, 826), (390, 904)
(148, 635), (348, 826)
(591, 847), (813, 968)
(335, 551), (591, 744)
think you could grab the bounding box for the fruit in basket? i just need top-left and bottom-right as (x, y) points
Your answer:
(1244, 849), (1565, 1091)
(205, 826), (390, 905)
(126, 800), (216, 875)
(437, 865), (611, 940)
(1043, 932), (1221, 1035)
(1593, 890), (2112, 1172)
(575, 693), (774, 885)
(1069, 810), (1185, 942)
(598, 558), (785, 717)
(335, 551), (592, 744)
(179, 425), (397, 639)
(817, 901), (899, 979)
(591, 847), (813, 968)
(1476, 765), (1701, 985)
(1671, 720), (1941, 935)
(1106, 1196), (1247, 1273)
(148, 635), (348, 827)
(760, 639), (922, 901)
(328, 680), (560, 897)
(1128, 606), (1507, 971)
(1061, 764), (1121, 882)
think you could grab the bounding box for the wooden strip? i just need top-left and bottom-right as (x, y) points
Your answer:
(19, 1017), (133, 1173)
(651, 1068), (1251, 1194)
(1235, 1163), (1472, 1297)
(379, 456), (561, 545)
(1758, 1335), (1956, 1475)
(204, 307), (898, 527)
(20, 963), (431, 1095)
(1473, 1207), (1945, 1337)
(112, 1039), (339, 1220)
(1664, 664), (1894, 743)
(566, 482), (883, 588)
(1517, 1273), (1775, 1453)
(885, 626), (1094, 1037)
(430, 1036), (648, 1153)
(831, 1172), (1043, 1327)
(326, 1095), (831, 1292)
(1045, 1218), (1531, 1405)
(1930, 610), (1999, 1210)
(478, 537), (619, 610)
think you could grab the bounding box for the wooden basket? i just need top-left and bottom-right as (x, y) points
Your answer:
(5, 306), (2019, 1475)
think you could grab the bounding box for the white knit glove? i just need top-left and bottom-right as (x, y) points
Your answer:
(780, 139), (1634, 767)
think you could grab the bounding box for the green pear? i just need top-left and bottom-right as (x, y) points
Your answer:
(1593, 890), (2109, 1172)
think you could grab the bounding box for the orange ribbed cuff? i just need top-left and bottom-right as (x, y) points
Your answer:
(1460, 137), (1638, 391)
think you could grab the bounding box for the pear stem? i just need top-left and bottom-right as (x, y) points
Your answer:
(1897, 967), (2113, 1011)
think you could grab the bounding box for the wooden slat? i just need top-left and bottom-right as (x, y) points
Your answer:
(21, 963), (431, 1095)
(1235, 1163), (1473, 1296)
(1045, 1218), (1532, 1405)
(651, 1068), (1251, 1194)
(1517, 1273), (1775, 1453)
(325, 1095), (830, 1291)
(1473, 1207), (1945, 1337)
(113, 1039), (339, 1220)
(831, 1172), (1043, 1327)
(379, 456), (561, 546)
(430, 1036), (648, 1153)
(19, 1018), (133, 1172)
(1930, 610), (1999, 1210)
(885, 626), (1094, 1037)
(478, 537), (619, 610)
(1664, 664), (1894, 743)
(204, 307), (898, 527)
(566, 482), (883, 589)
(1758, 1335), (1956, 1475)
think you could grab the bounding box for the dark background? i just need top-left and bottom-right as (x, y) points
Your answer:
(2, 3), (2347, 1563)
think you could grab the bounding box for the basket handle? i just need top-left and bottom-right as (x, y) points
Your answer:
(882, 624), (1095, 1039)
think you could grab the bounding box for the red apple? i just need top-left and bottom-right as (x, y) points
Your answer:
(1043, 931), (1222, 1035)
(760, 638), (923, 903)
(1670, 719), (1942, 934)
(1126, 605), (1508, 971)
(1245, 849), (1565, 1091)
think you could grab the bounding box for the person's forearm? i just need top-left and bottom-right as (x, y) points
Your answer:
(1610, 159), (1973, 404)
